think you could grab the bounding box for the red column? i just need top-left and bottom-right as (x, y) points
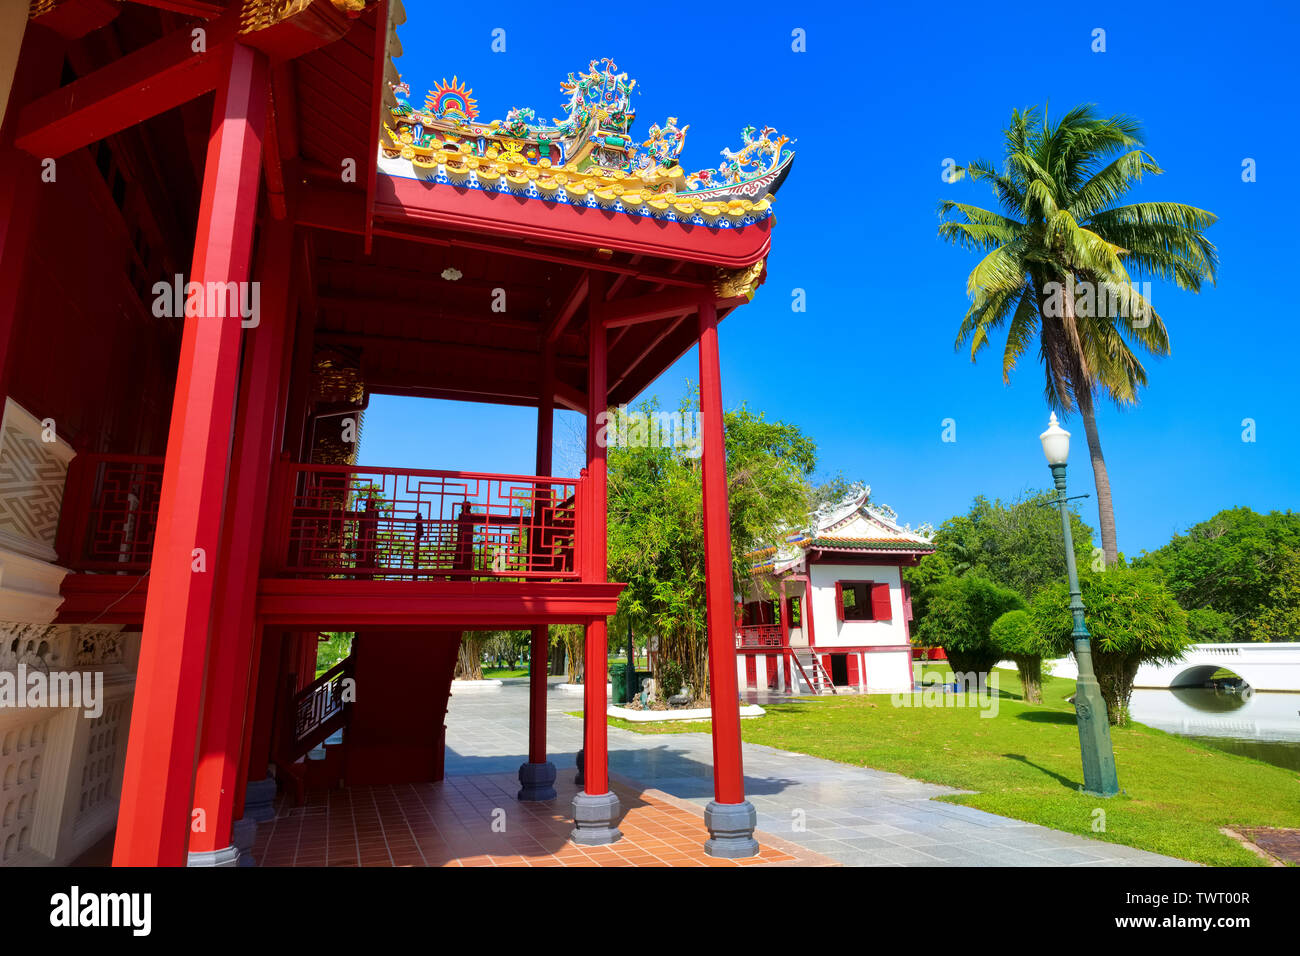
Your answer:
(583, 279), (610, 797)
(570, 275), (620, 844)
(519, 342), (556, 799)
(0, 28), (60, 397)
(531, 343), (554, 764)
(698, 302), (758, 856)
(188, 218), (295, 859)
(112, 43), (269, 867)
(698, 300), (746, 806)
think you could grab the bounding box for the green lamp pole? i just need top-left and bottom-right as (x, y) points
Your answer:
(1040, 413), (1120, 798)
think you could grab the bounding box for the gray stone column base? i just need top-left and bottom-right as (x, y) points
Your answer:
(704, 800), (760, 859)
(231, 817), (258, 867)
(244, 776), (277, 823)
(574, 748), (584, 786)
(231, 816), (257, 851)
(187, 845), (241, 867)
(517, 760), (557, 801)
(570, 790), (622, 846)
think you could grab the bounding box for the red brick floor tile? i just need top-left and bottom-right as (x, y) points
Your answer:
(256, 775), (835, 868)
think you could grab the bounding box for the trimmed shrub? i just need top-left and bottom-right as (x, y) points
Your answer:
(990, 609), (1050, 703)
(914, 575), (1026, 685)
(1028, 567), (1190, 725)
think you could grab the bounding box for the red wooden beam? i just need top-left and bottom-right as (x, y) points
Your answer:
(54, 575), (149, 627)
(376, 175), (774, 270)
(363, 0), (389, 254)
(112, 43), (269, 868)
(14, 15), (241, 159)
(124, 0), (228, 15)
(546, 271), (588, 345)
(602, 287), (714, 329)
(256, 579), (624, 628)
(608, 313), (690, 395)
(29, 0), (119, 39)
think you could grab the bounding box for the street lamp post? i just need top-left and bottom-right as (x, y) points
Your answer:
(1039, 413), (1120, 798)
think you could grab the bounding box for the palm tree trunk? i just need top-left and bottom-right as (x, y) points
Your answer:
(1080, 404), (1118, 565)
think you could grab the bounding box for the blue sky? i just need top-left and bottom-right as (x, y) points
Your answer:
(360, 0), (1299, 556)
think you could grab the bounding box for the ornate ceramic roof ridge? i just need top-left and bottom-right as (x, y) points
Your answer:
(378, 49), (794, 229)
(750, 488), (935, 575)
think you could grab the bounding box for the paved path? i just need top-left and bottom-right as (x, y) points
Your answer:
(445, 679), (1194, 867)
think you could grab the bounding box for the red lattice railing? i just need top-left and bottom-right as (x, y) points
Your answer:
(272, 463), (581, 581)
(736, 624), (783, 648)
(56, 454), (165, 572)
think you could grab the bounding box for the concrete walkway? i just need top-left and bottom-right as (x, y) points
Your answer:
(445, 678), (1194, 867)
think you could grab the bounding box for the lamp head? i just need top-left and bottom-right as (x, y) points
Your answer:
(1039, 412), (1070, 466)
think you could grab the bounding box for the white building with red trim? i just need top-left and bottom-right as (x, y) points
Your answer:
(737, 490), (934, 695)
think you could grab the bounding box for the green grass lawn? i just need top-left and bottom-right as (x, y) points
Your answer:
(602, 666), (1300, 866)
(481, 666), (530, 679)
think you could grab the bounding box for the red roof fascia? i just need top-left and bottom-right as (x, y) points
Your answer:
(374, 173), (774, 269)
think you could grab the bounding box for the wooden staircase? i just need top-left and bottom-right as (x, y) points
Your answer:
(790, 650), (838, 695)
(276, 655), (354, 804)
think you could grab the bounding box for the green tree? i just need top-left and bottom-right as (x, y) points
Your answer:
(990, 609), (1051, 703)
(937, 492), (1094, 594)
(905, 492), (1094, 631)
(483, 630), (530, 670)
(1247, 549), (1300, 642)
(913, 574), (1026, 679)
(1136, 507), (1300, 641)
(607, 395), (816, 699)
(939, 105), (1218, 564)
(809, 473), (867, 512)
(455, 632), (485, 680)
(1028, 566), (1190, 725)
(315, 632), (354, 677)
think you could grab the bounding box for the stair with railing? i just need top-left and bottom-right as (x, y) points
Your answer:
(791, 650), (838, 695)
(277, 655), (354, 804)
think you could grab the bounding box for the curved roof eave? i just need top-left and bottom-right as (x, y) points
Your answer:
(374, 172), (775, 269)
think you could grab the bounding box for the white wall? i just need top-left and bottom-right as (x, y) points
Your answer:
(808, 563), (908, 648)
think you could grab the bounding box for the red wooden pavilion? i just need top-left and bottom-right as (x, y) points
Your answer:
(0, 0), (792, 866)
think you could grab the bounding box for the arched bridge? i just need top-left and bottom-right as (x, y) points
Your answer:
(1133, 642), (1300, 692)
(1044, 643), (1300, 692)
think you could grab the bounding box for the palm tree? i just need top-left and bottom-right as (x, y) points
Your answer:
(939, 105), (1217, 564)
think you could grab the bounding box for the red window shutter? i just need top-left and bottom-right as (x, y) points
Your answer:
(847, 653), (859, 685)
(871, 583), (893, 621)
(834, 581), (844, 621)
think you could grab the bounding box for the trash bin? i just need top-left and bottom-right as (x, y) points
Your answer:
(609, 663), (629, 704)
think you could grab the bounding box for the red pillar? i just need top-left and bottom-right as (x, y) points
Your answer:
(188, 218), (296, 861)
(0, 28), (60, 398)
(583, 283), (610, 797)
(112, 43), (269, 867)
(519, 342), (557, 800)
(571, 273), (620, 844)
(698, 299), (759, 857)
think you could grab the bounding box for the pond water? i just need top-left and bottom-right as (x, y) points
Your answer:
(1128, 687), (1300, 772)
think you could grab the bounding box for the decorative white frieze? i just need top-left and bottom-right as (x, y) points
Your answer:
(0, 398), (75, 564)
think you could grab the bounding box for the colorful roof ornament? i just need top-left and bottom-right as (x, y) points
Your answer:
(379, 58), (794, 230)
(425, 76), (479, 123)
(749, 489), (935, 575)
